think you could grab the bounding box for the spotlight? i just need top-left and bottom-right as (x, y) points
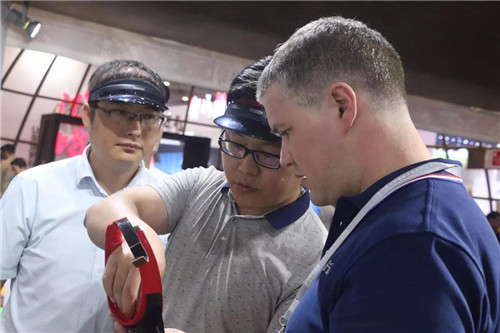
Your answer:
(25, 20), (41, 38)
(3, 2), (42, 39)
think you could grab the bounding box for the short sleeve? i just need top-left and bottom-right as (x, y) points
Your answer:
(330, 233), (483, 332)
(149, 166), (224, 233)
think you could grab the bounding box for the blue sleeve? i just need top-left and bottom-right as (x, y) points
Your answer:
(329, 233), (490, 333)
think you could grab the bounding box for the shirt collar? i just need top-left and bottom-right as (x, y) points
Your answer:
(75, 145), (95, 185)
(325, 158), (462, 255)
(222, 183), (311, 229)
(75, 144), (149, 191)
(344, 158), (462, 210)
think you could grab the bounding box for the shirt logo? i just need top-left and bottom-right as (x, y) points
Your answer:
(323, 259), (334, 275)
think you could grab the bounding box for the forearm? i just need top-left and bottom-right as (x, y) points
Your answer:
(85, 186), (168, 246)
(85, 194), (142, 249)
(85, 186), (168, 275)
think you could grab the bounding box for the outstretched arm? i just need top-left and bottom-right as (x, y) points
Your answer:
(85, 185), (169, 249)
(85, 185), (168, 316)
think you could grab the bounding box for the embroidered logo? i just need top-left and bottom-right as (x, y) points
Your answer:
(323, 259), (334, 275)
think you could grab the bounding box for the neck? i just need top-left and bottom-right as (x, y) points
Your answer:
(237, 187), (301, 216)
(356, 114), (432, 194)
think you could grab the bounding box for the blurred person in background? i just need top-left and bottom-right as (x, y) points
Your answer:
(10, 157), (27, 175)
(487, 211), (500, 243)
(0, 144), (16, 196)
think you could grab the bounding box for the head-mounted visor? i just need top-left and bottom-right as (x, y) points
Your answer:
(214, 101), (281, 143)
(89, 79), (169, 111)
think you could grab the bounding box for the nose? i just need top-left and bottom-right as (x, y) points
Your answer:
(279, 142), (294, 168)
(126, 116), (143, 138)
(237, 153), (260, 176)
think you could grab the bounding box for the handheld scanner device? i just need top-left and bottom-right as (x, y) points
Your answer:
(105, 218), (164, 333)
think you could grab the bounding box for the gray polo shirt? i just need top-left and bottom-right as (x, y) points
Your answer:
(151, 166), (327, 333)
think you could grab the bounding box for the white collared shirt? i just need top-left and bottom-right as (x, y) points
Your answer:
(1, 145), (156, 333)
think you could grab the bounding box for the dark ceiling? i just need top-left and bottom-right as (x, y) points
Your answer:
(28, 1), (500, 111)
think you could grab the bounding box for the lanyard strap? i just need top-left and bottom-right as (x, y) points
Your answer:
(278, 161), (461, 331)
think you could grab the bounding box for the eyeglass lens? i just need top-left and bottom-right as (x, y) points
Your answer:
(98, 108), (165, 128)
(219, 139), (280, 169)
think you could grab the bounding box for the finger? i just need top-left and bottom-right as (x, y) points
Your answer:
(114, 321), (129, 333)
(113, 261), (129, 311)
(111, 243), (134, 311)
(121, 267), (141, 317)
(103, 252), (118, 302)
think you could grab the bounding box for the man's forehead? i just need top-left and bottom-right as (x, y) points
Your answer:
(260, 82), (287, 105)
(260, 84), (290, 131)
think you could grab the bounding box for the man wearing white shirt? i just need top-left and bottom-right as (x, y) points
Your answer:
(0, 59), (169, 332)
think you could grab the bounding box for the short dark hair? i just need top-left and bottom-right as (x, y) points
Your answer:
(11, 157), (26, 168)
(227, 56), (272, 103)
(487, 211), (500, 221)
(88, 59), (167, 101)
(1, 144), (15, 154)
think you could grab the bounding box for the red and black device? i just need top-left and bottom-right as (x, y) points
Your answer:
(105, 217), (164, 333)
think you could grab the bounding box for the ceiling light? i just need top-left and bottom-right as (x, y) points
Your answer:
(3, 2), (42, 39)
(26, 21), (41, 38)
(181, 96), (189, 102)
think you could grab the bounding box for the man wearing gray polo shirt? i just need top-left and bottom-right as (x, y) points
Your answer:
(85, 56), (327, 333)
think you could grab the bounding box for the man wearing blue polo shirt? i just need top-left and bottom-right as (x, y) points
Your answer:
(85, 56), (327, 333)
(257, 16), (500, 333)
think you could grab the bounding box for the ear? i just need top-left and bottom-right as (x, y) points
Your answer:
(327, 82), (357, 132)
(81, 103), (92, 128)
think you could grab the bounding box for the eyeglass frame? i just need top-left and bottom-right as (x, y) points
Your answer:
(218, 130), (281, 169)
(89, 102), (167, 129)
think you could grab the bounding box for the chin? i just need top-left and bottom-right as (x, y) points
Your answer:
(114, 154), (142, 164)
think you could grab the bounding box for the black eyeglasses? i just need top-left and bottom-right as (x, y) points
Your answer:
(218, 131), (281, 169)
(92, 105), (166, 130)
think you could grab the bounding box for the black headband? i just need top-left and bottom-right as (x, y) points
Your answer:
(89, 79), (169, 110)
(213, 101), (281, 143)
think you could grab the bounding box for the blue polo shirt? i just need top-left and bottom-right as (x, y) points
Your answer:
(286, 159), (500, 333)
